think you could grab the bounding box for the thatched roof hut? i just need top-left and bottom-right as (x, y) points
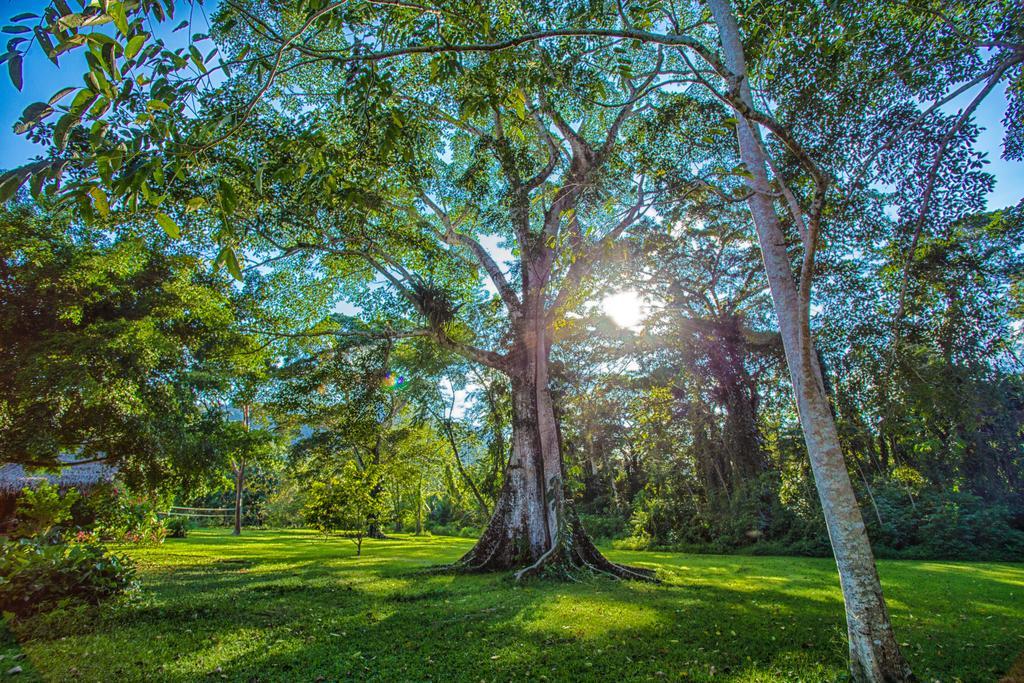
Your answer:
(0, 456), (118, 527)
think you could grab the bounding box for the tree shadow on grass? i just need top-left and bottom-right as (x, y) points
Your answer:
(12, 533), (1024, 682)
(135, 575), (853, 682)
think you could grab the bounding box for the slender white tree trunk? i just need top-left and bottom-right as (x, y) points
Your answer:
(706, 1), (913, 680)
(232, 460), (245, 536)
(233, 403), (251, 536)
(415, 474), (423, 535)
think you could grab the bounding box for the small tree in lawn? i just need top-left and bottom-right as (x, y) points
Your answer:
(303, 462), (386, 557)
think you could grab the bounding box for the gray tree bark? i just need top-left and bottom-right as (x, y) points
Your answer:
(455, 274), (653, 581)
(706, 1), (913, 680)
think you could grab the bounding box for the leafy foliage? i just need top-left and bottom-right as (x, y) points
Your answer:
(303, 462), (388, 555)
(89, 486), (168, 544)
(0, 0), (1021, 567)
(165, 516), (190, 538)
(13, 481), (79, 539)
(0, 203), (256, 488)
(0, 536), (137, 617)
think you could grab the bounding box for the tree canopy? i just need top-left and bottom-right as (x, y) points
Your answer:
(1, 1), (1021, 681)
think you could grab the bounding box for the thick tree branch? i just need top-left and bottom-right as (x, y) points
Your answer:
(419, 194), (522, 314)
(547, 183), (649, 318)
(241, 326), (432, 341)
(291, 27), (721, 74)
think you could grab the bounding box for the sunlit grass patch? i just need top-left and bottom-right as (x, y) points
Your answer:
(6, 528), (1022, 682)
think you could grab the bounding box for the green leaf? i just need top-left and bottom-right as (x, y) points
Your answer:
(109, 2), (129, 36)
(217, 245), (243, 280)
(89, 186), (109, 217)
(56, 13), (85, 30)
(147, 99), (170, 111)
(255, 165), (264, 196)
(225, 249), (243, 280)
(53, 112), (78, 150)
(15, 102), (53, 133)
(34, 27), (56, 64)
(155, 212), (180, 239)
(188, 45), (206, 73)
(218, 179), (238, 213)
(88, 96), (110, 118)
(0, 170), (28, 203)
(48, 87), (76, 105)
(7, 52), (22, 90)
(69, 89), (98, 115)
(510, 88), (526, 120)
(124, 35), (145, 60)
(102, 42), (119, 80)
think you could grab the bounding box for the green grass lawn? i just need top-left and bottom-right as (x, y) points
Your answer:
(6, 529), (1023, 682)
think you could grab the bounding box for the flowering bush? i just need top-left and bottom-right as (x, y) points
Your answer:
(71, 529), (99, 544)
(88, 484), (167, 544)
(2, 482), (138, 618)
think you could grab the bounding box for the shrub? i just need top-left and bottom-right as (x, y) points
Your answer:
(165, 517), (190, 538)
(14, 481), (79, 539)
(861, 484), (1024, 561)
(90, 485), (167, 544)
(303, 463), (386, 556)
(611, 536), (651, 551)
(427, 523), (480, 538)
(0, 537), (137, 617)
(578, 513), (627, 542)
(264, 478), (307, 528)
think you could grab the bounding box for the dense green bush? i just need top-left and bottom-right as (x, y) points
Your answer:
(165, 517), (190, 538)
(0, 537), (137, 617)
(606, 476), (1022, 561)
(263, 478), (307, 528)
(427, 523), (480, 538)
(866, 487), (1024, 561)
(620, 475), (826, 554)
(12, 481), (79, 539)
(89, 484), (167, 544)
(578, 513), (627, 542)
(15, 481), (171, 544)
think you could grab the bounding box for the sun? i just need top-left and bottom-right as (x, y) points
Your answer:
(601, 290), (647, 329)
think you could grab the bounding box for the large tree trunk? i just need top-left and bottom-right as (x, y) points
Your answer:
(710, 317), (767, 484)
(706, 1), (913, 680)
(455, 308), (653, 581)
